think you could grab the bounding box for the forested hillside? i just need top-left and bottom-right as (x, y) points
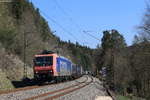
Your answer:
(0, 0), (94, 90)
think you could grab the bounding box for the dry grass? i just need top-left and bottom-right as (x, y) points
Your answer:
(0, 69), (14, 90)
(95, 96), (112, 100)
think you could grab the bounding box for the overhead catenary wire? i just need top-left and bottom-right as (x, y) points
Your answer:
(83, 31), (101, 41)
(52, 0), (100, 42)
(52, 0), (82, 30)
(52, 0), (89, 44)
(30, 0), (100, 46)
(39, 10), (82, 43)
(28, 0), (81, 43)
(52, 0), (89, 36)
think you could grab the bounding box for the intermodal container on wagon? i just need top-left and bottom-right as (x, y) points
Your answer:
(56, 56), (72, 76)
(76, 65), (83, 75)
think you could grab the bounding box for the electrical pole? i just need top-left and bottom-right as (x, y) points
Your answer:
(23, 31), (27, 79)
(110, 47), (115, 91)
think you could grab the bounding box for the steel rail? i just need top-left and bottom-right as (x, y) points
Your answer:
(25, 76), (89, 100)
(45, 76), (93, 100)
(0, 76), (84, 95)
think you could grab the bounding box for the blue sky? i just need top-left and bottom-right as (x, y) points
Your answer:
(29, 0), (146, 48)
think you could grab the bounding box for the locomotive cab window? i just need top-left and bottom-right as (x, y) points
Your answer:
(34, 56), (53, 66)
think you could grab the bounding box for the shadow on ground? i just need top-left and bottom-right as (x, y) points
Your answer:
(11, 78), (37, 88)
(11, 77), (55, 88)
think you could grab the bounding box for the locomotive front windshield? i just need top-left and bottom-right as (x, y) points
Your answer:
(34, 56), (53, 66)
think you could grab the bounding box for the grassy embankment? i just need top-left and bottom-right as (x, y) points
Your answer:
(116, 95), (145, 100)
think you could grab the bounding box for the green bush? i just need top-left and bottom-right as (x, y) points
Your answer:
(40, 18), (50, 41)
(0, 29), (16, 51)
(11, 0), (29, 19)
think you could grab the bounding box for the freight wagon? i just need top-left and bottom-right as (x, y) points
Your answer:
(72, 64), (83, 78)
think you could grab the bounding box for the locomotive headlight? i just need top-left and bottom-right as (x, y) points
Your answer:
(35, 71), (38, 73)
(49, 70), (52, 72)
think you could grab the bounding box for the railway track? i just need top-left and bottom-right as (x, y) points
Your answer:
(0, 76), (90, 100)
(0, 85), (39, 95)
(0, 77), (82, 95)
(0, 76), (112, 100)
(25, 75), (92, 100)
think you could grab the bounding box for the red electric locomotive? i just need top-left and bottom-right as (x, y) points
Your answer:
(33, 50), (72, 81)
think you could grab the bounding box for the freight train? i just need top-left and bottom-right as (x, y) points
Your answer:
(33, 50), (83, 82)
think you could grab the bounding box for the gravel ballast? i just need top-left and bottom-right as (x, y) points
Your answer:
(0, 75), (111, 100)
(0, 76), (87, 100)
(56, 76), (109, 100)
